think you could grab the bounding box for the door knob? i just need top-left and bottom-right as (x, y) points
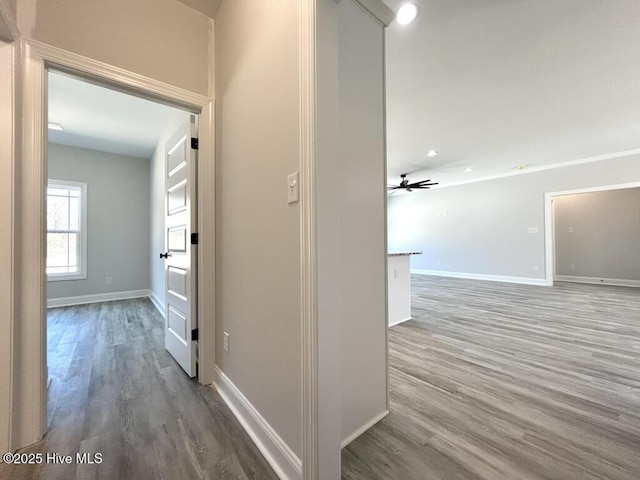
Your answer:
(159, 252), (171, 259)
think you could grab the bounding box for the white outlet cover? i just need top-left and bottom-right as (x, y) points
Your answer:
(287, 172), (299, 204)
(568, 227), (574, 232)
(528, 227), (538, 234)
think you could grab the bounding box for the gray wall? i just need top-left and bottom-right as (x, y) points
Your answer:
(555, 188), (640, 281)
(388, 155), (640, 281)
(47, 143), (150, 299)
(215, 0), (302, 457)
(339, 0), (388, 445)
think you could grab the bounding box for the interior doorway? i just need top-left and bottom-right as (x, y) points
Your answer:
(9, 41), (215, 449)
(44, 70), (203, 430)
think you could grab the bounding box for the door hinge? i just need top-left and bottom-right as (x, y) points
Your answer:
(191, 233), (199, 245)
(191, 329), (198, 341)
(191, 137), (199, 150)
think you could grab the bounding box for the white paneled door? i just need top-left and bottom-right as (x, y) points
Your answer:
(162, 116), (198, 377)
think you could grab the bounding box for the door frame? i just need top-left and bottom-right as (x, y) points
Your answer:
(543, 180), (640, 286)
(13, 39), (215, 449)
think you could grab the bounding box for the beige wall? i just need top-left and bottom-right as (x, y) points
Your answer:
(555, 187), (640, 282)
(0, 39), (14, 455)
(215, 0), (302, 457)
(17, 0), (211, 96)
(0, 0), (17, 41)
(176, 0), (220, 18)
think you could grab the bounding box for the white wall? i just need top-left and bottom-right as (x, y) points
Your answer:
(314, 0), (344, 475)
(47, 144), (150, 299)
(338, 0), (387, 446)
(16, 0), (212, 96)
(555, 188), (640, 282)
(215, 0), (302, 459)
(0, 38), (15, 455)
(149, 115), (191, 315)
(388, 155), (640, 282)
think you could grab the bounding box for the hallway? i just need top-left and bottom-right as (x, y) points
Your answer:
(1, 299), (278, 480)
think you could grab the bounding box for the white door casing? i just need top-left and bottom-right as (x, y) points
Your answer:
(16, 40), (214, 452)
(163, 117), (198, 377)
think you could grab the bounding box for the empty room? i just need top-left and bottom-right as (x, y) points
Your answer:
(343, 1), (640, 479)
(3, 0), (640, 479)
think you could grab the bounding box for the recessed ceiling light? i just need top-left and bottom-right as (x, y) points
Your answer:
(426, 150), (438, 157)
(465, 167), (473, 172)
(396, 4), (419, 25)
(48, 122), (64, 131)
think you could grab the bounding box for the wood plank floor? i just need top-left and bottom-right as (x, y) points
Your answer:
(342, 276), (640, 480)
(0, 298), (278, 480)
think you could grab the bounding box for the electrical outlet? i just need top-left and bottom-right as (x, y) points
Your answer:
(533, 265), (539, 272)
(223, 332), (229, 352)
(569, 264), (575, 270)
(394, 268), (399, 279)
(105, 276), (112, 285)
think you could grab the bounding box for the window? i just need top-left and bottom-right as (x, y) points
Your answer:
(46, 180), (87, 281)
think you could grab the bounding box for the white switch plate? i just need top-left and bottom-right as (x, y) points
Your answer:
(528, 227), (538, 234)
(394, 268), (399, 279)
(287, 172), (299, 204)
(105, 276), (112, 284)
(568, 227), (574, 233)
(533, 265), (539, 272)
(223, 332), (229, 352)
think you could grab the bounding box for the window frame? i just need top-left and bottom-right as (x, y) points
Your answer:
(46, 179), (88, 281)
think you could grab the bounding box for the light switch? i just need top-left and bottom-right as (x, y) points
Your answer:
(528, 227), (538, 234)
(568, 227), (574, 233)
(287, 172), (299, 204)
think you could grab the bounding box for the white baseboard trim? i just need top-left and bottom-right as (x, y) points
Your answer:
(47, 289), (151, 308)
(148, 290), (166, 318)
(341, 409), (389, 449)
(412, 269), (548, 286)
(212, 366), (302, 480)
(555, 275), (640, 288)
(389, 317), (412, 327)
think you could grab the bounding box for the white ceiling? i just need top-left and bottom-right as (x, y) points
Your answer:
(48, 72), (189, 159)
(385, 0), (640, 187)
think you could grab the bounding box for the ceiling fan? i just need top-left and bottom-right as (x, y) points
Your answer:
(387, 174), (438, 192)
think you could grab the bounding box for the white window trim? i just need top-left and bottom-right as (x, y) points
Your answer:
(47, 179), (88, 282)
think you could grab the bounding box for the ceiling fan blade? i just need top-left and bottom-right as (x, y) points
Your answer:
(413, 180), (431, 185)
(409, 181), (438, 187)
